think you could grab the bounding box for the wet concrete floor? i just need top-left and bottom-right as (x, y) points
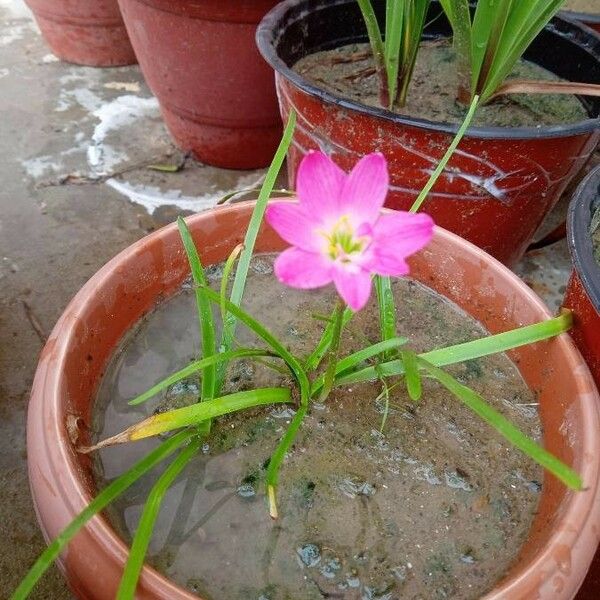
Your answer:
(0, 0), (592, 598)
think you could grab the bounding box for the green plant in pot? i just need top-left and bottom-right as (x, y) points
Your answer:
(257, 0), (600, 266)
(16, 112), (600, 599)
(358, 0), (600, 108)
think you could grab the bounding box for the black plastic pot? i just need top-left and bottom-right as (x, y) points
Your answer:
(564, 166), (600, 387)
(561, 9), (600, 34)
(257, 0), (600, 266)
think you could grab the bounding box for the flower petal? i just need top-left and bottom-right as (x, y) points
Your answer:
(266, 203), (322, 251)
(274, 247), (333, 289)
(371, 211), (434, 256)
(341, 153), (389, 225)
(296, 151), (345, 221)
(333, 267), (372, 311)
(367, 250), (410, 277)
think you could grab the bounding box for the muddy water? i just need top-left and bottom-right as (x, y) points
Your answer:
(293, 41), (588, 128)
(93, 255), (542, 599)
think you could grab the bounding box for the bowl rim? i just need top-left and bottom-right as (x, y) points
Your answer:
(28, 200), (600, 599)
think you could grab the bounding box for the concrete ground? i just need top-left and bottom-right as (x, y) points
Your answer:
(0, 1), (277, 596)
(0, 0), (593, 598)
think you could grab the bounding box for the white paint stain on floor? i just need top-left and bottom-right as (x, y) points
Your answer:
(13, 3), (268, 217)
(0, 0), (34, 20)
(106, 172), (266, 215)
(88, 95), (159, 175)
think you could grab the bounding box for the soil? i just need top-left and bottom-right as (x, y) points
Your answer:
(92, 255), (542, 600)
(293, 41), (588, 128)
(564, 0), (599, 13)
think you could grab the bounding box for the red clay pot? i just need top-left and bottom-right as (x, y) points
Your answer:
(27, 202), (600, 598)
(257, 0), (600, 266)
(116, 0), (282, 170)
(24, 0), (136, 67)
(564, 166), (600, 600)
(564, 166), (600, 389)
(561, 9), (600, 34)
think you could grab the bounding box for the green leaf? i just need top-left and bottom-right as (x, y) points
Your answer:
(384, 0), (405, 107)
(199, 285), (311, 408)
(91, 389), (292, 450)
(375, 276), (397, 358)
(310, 337), (408, 397)
(421, 310), (572, 367)
(439, 0), (565, 103)
(126, 388), (291, 442)
(480, 0), (564, 101)
(334, 312), (572, 387)
(116, 437), (201, 599)
(218, 110), (296, 387)
(127, 348), (277, 406)
(357, 0), (385, 71)
(438, 0), (472, 95)
(177, 217), (216, 403)
(265, 405), (308, 519)
(11, 429), (194, 600)
(402, 350), (422, 401)
(220, 243), (244, 345)
(147, 163), (183, 173)
(304, 307), (353, 372)
(417, 357), (583, 490)
(409, 94), (479, 213)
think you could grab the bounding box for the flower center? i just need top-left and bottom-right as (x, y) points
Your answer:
(322, 215), (369, 263)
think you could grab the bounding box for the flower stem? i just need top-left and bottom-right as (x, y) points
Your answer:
(319, 301), (346, 402)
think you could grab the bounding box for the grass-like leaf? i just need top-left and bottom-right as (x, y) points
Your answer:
(127, 348), (278, 406)
(89, 388), (291, 448)
(220, 243), (244, 345)
(357, 0), (430, 108)
(422, 309), (572, 367)
(417, 357), (582, 490)
(440, 0), (566, 103)
(265, 405), (308, 519)
(310, 337), (408, 397)
(177, 217), (216, 403)
(218, 110), (297, 388)
(409, 94), (479, 213)
(375, 276), (397, 359)
(402, 349), (422, 401)
(116, 437), (202, 599)
(304, 307), (353, 372)
(334, 312), (572, 386)
(11, 429), (195, 600)
(198, 285), (310, 407)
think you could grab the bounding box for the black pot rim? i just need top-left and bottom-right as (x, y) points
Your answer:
(567, 165), (600, 309)
(560, 8), (600, 26)
(256, 0), (600, 140)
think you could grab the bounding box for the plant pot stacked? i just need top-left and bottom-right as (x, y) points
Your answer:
(256, 0), (600, 266)
(116, 0), (282, 169)
(28, 202), (600, 599)
(24, 0), (136, 67)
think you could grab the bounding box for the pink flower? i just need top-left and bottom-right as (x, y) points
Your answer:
(266, 151), (434, 311)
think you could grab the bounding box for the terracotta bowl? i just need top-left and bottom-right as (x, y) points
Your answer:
(28, 202), (600, 599)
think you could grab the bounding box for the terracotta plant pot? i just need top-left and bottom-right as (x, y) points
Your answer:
(116, 0), (282, 170)
(24, 0), (136, 67)
(256, 0), (600, 266)
(27, 201), (600, 598)
(561, 9), (600, 34)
